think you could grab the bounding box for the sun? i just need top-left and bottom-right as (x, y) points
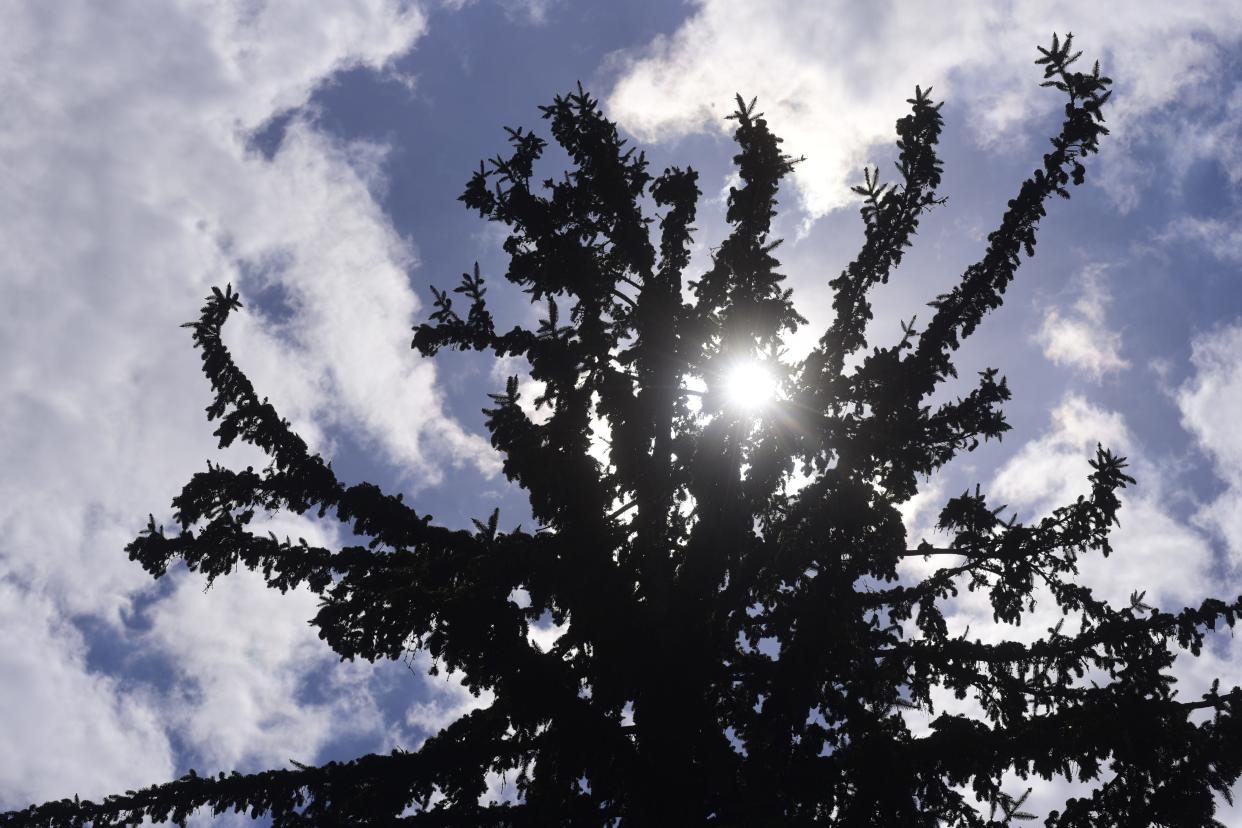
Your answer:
(722, 360), (778, 412)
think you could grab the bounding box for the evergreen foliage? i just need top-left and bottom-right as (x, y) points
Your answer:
(8, 34), (1242, 826)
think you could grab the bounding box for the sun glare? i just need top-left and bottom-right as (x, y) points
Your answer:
(723, 361), (778, 412)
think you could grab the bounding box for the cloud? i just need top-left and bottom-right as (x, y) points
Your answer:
(1178, 323), (1242, 565)
(902, 394), (1214, 694)
(606, 0), (1242, 219)
(1035, 265), (1128, 380)
(143, 569), (374, 771)
(0, 0), (494, 610)
(1146, 82), (1242, 225)
(898, 475), (947, 550)
(139, 515), (385, 773)
(218, 124), (500, 483)
(435, 0), (561, 25)
(0, 580), (173, 806)
(897, 395), (1227, 821)
(0, 0), (495, 807)
(991, 394), (1212, 609)
(403, 651), (496, 744)
(500, 0), (563, 25)
(1162, 215), (1242, 262)
(1171, 325), (1242, 820)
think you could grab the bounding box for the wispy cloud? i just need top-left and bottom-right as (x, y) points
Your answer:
(1178, 323), (1242, 566)
(1036, 265), (1128, 380)
(1162, 215), (1242, 262)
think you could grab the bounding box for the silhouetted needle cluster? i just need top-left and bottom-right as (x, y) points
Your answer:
(8, 34), (1242, 827)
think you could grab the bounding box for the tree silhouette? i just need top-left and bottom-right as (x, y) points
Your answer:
(7, 34), (1242, 827)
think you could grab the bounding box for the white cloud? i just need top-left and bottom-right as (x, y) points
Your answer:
(143, 568), (378, 771)
(992, 394), (1212, 609)
(0, 0), (496, 808)
(1162, 215), (1242, 261)
(403, 651), (495, 743)
(490, 355), (551, 425)
(1178, 323), (1242, 565)
(217, 123), (499, 483)
(607, 0), (1242, 218)
(0, 0), (495, 610)
(1036, 265), (1128, 380)
(501, 0), (563, 25)
(898, 394), (1228, 821)
(1151, 83), (1242, 208)
(0, 580), (173, 806)
(898, 475), (947, 550)
(437, 0), (560, 24)
(139, 515), (384, 772)
(900, 394), (1213, 656)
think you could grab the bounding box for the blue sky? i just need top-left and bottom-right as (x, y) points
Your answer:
(3, 1), (1242, 822)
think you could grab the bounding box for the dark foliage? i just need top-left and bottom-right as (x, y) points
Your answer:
(8, 34), (1242, 827)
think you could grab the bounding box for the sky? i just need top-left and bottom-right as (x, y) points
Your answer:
(2, 0), (1242, 822)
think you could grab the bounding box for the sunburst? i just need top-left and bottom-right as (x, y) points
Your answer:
(722, 360), (777, 412)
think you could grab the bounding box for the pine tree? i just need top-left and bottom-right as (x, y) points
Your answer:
(8, 34), (1242, 827)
